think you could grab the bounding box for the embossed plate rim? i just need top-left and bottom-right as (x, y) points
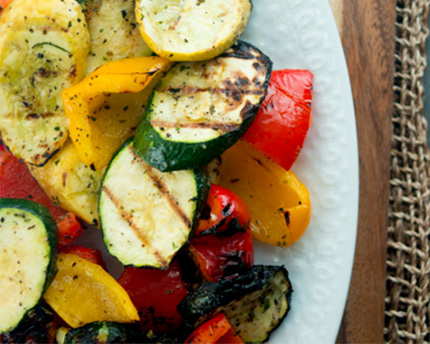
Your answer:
(243, 0), (359, 343)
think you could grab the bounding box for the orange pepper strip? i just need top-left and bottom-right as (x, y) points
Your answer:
(62, 57), (173, 170)
(185, 313), (244, 344)
(218, 140), (311, 247)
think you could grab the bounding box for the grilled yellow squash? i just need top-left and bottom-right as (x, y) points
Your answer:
(84, 0), (152, 74)
(0, 0), (90, 166)
(135, 0), (252, 61)
(28, 140), (105, 227)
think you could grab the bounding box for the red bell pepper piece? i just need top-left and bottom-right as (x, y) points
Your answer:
(185, 313), (244, 344)
(118, 261), (188, 333)
(56, 212), (84, 248)
(59, 245), (106, 269)
(243, 69), (313, 171)
(189, 228), (254, 282)
(191, 184), (253, 282)
(0, 143), (67, 221)
(195, 184), (250, 237)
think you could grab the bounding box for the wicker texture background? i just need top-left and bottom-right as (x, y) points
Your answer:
(385, 0), (430, 343)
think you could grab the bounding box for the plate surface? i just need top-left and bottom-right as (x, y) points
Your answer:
(243, 0), (359, 343)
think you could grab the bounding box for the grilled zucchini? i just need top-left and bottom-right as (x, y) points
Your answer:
(133, 41), (272, 172)
(178, 265), (292, 343)
(135, 0), (252, 61)
(84, 0), (152, 74)
(0, 0), (90, 166)
(99, 140), (209, 268)
(0, 199), (58, 334)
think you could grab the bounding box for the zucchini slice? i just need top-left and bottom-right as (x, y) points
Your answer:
(0, 0), (90, 166)
(99, 140), (209, 268)
(0, 198), (58, 334)
(62, 322), (128, 344)
(178, 265), (292, 343)
(84, 0), (152, 74)
(135, 0), (252, 61)
(133, 40), (272, 172)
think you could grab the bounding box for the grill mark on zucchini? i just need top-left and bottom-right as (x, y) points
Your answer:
(102, 185), (168, 267)
(130, 149), (192, 229)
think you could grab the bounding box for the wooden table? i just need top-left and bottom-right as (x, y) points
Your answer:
(328, 1), (396, 343)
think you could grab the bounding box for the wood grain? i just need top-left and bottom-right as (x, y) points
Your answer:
(328, 1), (397, 343)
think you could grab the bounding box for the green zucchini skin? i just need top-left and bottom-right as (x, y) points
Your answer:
(64, 322), (128, 344)
(0, 198), (58, 334)
(62, 321), (186, 344)
(178, 265), (292, 343)
(133, 40), (272, 172)
(99, 139), (209, 268)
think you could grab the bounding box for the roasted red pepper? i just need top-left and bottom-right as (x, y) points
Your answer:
(56, 212), (84, 248)
(195, 184), (250, 237)
(118, 261), (188, 333)
(59, 245), (106, 269)
(0, 142), (66, 221)
(243, 69), (313, 171)
(185, 313), (244, 344)
(191, 184), (253, 282)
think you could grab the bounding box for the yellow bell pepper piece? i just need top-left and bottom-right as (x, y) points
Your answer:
(62, 57), (173, 170)
(218, 140), (311, 247)
(44, 253), (139, 328)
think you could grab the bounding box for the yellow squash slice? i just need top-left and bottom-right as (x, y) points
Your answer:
(28, 140), (105, 227)
(43, 254), (139, 328)
(0, 0), (90, 166)
(218, 140), (311, 247)
(135, 0), (252, 61)
(84, 0), (152, 74)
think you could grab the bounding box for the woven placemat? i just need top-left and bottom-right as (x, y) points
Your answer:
(385, 1), (430, 343)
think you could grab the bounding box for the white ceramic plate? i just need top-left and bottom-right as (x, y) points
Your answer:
(243, 0), (359, 343)
(77, 1), (359, 343)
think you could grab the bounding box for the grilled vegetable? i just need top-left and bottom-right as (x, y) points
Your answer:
(219, 140), (311, 247)
(178, 265), (292, 343)
(62, 322), (128, 344)
(28, 139), (105, 226)
(99, 140), (209, 268)
(0, 0), (90, 166)
(63, 57), (173, 170)
(195, 184), (250, 237)
(0, 304), (55, 344)
(58, 321), (185, 344)
(189, 227), (254, 282)
(59, 245), (106, 269)
(84, 0), (152, 74)
(244, 69), (313, 171)
(135, 0), (252, 61)
(133, 41), (272, 172)
(56, 212), (84, 248)
(185, 313), (244, 344)
(118, 261), (188, 332)
(0, 142), (67, 221)
(0, 198), (58, 334)
(43, 253), (139, 328)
